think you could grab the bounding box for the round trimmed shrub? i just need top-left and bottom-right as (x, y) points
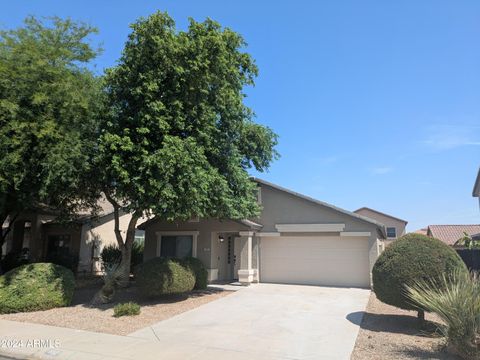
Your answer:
(372, 233), (467, 314)
(135, 257), (195, 297)
(0, 263), (75, 314)
(183, 257), (208, 290)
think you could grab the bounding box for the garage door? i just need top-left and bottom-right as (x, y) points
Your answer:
(260, 236), (370, 288)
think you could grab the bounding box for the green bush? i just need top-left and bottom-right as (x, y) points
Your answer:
(373, 233), (467, 316)
(0, 263), (75, 314)
(113, 302), (141, 317)
(407, 269), (479, 359)
(100, 241), (144, 271)
(183, 257), (208, 290)
(135, 257), (195, 297)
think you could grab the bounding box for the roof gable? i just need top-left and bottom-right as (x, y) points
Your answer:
(253, 178), (386, 237)
(354, 207), (408, 224)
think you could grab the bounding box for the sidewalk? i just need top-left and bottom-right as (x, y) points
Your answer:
(0, 319), (204, 360)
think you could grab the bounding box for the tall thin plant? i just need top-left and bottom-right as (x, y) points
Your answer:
(406, 269), (480, 359)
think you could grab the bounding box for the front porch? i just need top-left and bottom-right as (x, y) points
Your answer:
(141, 218), (262, 285)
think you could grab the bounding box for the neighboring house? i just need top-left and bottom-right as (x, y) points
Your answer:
(423, 224), (480, 247)
(2, 199), (146, 274)
(473, 168), (480, 205)
(414, 228), (428, 236)
(139, 178), (386, 288)
(353, 207), (407, 245)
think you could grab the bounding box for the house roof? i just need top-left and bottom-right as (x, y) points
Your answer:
(427, 225), (480, 246)
(252, 178), (386, 237)
(413, 228), (428, 236)
(354, 207), (408, 224)
(473, 168), (480, 197)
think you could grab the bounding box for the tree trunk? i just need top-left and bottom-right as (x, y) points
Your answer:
(417, 309), (425, 324)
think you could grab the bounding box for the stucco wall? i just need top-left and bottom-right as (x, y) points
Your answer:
(256, 183), (383, 276)
(143, 218), (250, 269)
(78, 213), (147, 273)
(354, 208), (406, 239)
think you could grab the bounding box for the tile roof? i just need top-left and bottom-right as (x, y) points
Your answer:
(414, 228), (428, 236)
(428, 225), (480, 246)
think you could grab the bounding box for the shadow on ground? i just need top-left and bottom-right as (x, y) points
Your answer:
(347, 311), (441, 337)
(73, 280), (226, 311)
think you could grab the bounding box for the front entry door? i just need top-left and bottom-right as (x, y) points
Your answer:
(233, 236), (242, 280)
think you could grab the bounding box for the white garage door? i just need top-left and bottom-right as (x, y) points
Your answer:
(260, 236), (370, 288)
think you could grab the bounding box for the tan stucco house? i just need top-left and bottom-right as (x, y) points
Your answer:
(354, 207), (407, 246)
(140, 179), (386, 288)
(2, 200), (145, 274)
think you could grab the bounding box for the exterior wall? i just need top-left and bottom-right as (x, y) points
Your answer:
(78, 212), (138, 273)
(143, 218), (250, 277)
(141, 182), (385, 285)
(256, 184), (383, 277)
(354, 208), (406, 242)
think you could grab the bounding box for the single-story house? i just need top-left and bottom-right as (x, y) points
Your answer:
(354, 207), (407, 245)
(139, 178), (386, 288)
(2, 199), (146, 274)
(420, 225), (480, 246)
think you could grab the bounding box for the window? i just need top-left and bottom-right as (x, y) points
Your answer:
(160, 235), (193, 258)
(386, 227), (396, 238)
(47, 234), (72, 255)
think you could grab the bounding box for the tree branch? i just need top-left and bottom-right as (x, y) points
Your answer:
(104, 192), (125, 249)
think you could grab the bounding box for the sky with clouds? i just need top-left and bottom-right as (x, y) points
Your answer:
(2, 0), (479, 231)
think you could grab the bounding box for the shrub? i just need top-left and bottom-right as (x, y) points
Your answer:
(183, 257), (208, 290)
(135, 257), (195, 297)
(0, 263), (75, 314)
(372, 233), (467, 318)
(407, 269), (479, 359)
(113, 302), (141, 317)
(100, 241), (144, 271)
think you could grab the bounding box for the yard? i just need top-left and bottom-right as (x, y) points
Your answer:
(352, 293), (460, 360)
(0, 277), (232, 335)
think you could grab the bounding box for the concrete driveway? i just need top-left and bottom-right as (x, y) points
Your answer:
(130, 284), (370, 360)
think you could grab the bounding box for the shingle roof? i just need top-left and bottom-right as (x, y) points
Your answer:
(428, 225), (480, 246)
(414, 228), (428, 236)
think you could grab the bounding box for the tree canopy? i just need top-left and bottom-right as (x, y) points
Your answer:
(0, 16), (102, 236)
(99, 11), (278, 221)
(96, 11), (278, 286)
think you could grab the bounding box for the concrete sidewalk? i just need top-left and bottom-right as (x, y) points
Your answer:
(0, 319), (204, 360)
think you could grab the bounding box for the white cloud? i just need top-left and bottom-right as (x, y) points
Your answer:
(371, 166), (393, 175)
(422, 124), (480, 151)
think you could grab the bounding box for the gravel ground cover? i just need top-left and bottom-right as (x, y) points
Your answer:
(351, 293), (460, 360)
(0, 279), (232, 335)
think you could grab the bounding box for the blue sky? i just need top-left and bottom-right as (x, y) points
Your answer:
(2, 1), (480, 230)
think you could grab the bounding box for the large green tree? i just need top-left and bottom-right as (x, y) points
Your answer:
(99, 12), (278, 287)
(0, 17), (102, 253)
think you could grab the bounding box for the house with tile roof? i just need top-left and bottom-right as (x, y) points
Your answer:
(423, 224), (480, 246)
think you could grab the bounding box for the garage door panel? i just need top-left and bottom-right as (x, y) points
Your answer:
(260, 236), (370, 288)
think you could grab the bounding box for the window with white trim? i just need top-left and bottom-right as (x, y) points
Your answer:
(386, 227), (396, 238)
(160, 235), (193, 258)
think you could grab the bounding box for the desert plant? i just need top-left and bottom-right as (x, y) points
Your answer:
(406, 269), (479, 359)
(91, 261), (120, 305)
(183, 257), (208, 290)
(113, 302), (141, 317)
(135, 257), (195, 297)
(372, 233), (467, 320)
(0, 263), (75, 313)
